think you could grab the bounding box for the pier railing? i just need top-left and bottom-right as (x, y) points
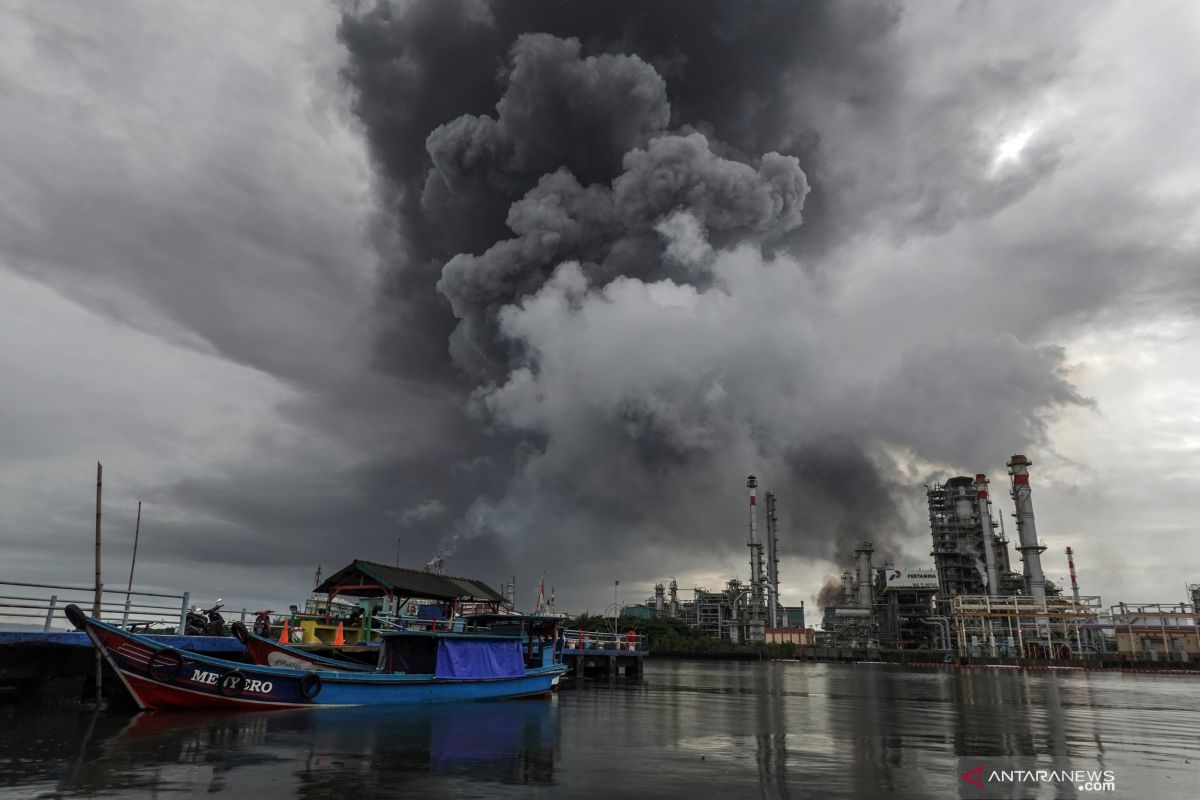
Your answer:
(560, 628), (647, 651)
(0, 580), (191, 634)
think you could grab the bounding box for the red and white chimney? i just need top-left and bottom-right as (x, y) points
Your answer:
(975, 474), (1000, 595)
(1065, 546), (1080, 603)
(1007, 455), (1047, 601)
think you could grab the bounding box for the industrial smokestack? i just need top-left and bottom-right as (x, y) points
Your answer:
(765, 491), (780, 628)
(669, 577), (679, 618)
(1065, 547), (1080, 603)
(975, 474), (1000, 595)
(1007, 455), (1047, 601)
(746, 476), (765, 640)
(854, 541), (874, 607)
(841, 571), (854, 603)
(654, 582), (665, 616)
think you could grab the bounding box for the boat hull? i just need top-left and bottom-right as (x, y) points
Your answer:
(68, 607), (565, 711)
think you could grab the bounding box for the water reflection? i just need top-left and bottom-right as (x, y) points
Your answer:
(0, 700), (559, 798)
(1, 664), (1197, 799)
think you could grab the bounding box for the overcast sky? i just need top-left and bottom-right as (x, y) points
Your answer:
(1, 0), (1197, 617)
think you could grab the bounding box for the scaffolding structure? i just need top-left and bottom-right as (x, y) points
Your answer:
(950, 594), (1103, 659)
(927, 478), (1018, 611)
(878, 576), (938, 649)
(673, 579), (751, 642)
(819, 607), (879, 648)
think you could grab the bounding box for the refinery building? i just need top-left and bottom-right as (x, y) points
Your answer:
(645, 477), (809, 644)
(646, 459), (1199, 664)
(820, 454), (1200, 663)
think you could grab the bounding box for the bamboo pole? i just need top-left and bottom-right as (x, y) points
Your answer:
(94, 463), (102, 618)
(127, 501), (141, 595)
(93, 462), (103, 709)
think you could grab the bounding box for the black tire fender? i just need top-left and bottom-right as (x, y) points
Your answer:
(299, 671), (322, 699)
(219, 669), (246, 697)
(148, 648), (183, 682)
(64, 604), (88, 631)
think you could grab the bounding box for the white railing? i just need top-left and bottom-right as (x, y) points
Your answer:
(560, 628), (646, 651)
(0, 580), (192, 634)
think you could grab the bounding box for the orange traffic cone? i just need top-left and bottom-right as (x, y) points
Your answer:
(278, 619), (290, 643)
(333, 620), (345, 647)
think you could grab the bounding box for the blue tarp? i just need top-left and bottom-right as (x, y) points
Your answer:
(435, 638), (524, 679)
(418, 604), (445, 621)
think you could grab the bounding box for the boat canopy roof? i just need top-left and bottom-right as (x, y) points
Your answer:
(314, 560), (506, 603)
(462, 614), (562, 633)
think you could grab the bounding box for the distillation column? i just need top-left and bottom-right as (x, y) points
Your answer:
(765, 491), (780, 628)
(1007, 455), (1047, 601)
(975, 474), (1000, 595)
(854, 541), (874, 607)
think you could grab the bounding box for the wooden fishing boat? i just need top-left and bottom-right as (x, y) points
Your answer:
(65, 605), (565, 711)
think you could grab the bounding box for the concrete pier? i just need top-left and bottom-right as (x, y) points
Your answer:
(561, 648), (647, 679)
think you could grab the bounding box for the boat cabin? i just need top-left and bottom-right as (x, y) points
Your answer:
(382, 630), (527, 678)
(461, 614), (562, 669)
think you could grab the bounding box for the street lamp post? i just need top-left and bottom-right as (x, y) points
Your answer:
(614, 580), (620, 644)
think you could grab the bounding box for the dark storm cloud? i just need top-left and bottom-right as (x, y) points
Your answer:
(334, 0), (1104, 603)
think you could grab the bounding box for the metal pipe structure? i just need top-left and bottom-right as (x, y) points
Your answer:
(841, 571), (854, 603)
(854, 541), (874, 607)
(1007, 455), (1047, 601)
(1066, 547), (1080, 602)
(830, 608), (871, 618)
(746, 476), (765, 640)
(975, 474), (1000, 595)
(765, 491), (780, 628)
(654, 582), (665, 616)
(668, 578), (679, 618)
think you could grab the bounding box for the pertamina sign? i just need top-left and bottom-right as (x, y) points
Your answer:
(885, 568), (939, 590)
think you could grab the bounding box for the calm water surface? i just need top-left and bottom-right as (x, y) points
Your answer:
(1, 661), (1197, 799)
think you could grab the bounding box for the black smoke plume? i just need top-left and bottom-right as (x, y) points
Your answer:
(337, 0), (1088, 605)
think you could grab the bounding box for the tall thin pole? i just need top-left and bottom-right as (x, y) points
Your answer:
(1066, 547), (1080, 603)
(126, 501), (141, 595)
(93, 463), (103, 708)
(765, 492), (779, 628)
(614, 580), (620, 639)
(94, 463), (103, 618)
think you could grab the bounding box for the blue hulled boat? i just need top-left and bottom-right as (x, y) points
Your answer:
(65, 604), (565, 711)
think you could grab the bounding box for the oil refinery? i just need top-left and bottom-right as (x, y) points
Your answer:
(641, 457), (1200, 665)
